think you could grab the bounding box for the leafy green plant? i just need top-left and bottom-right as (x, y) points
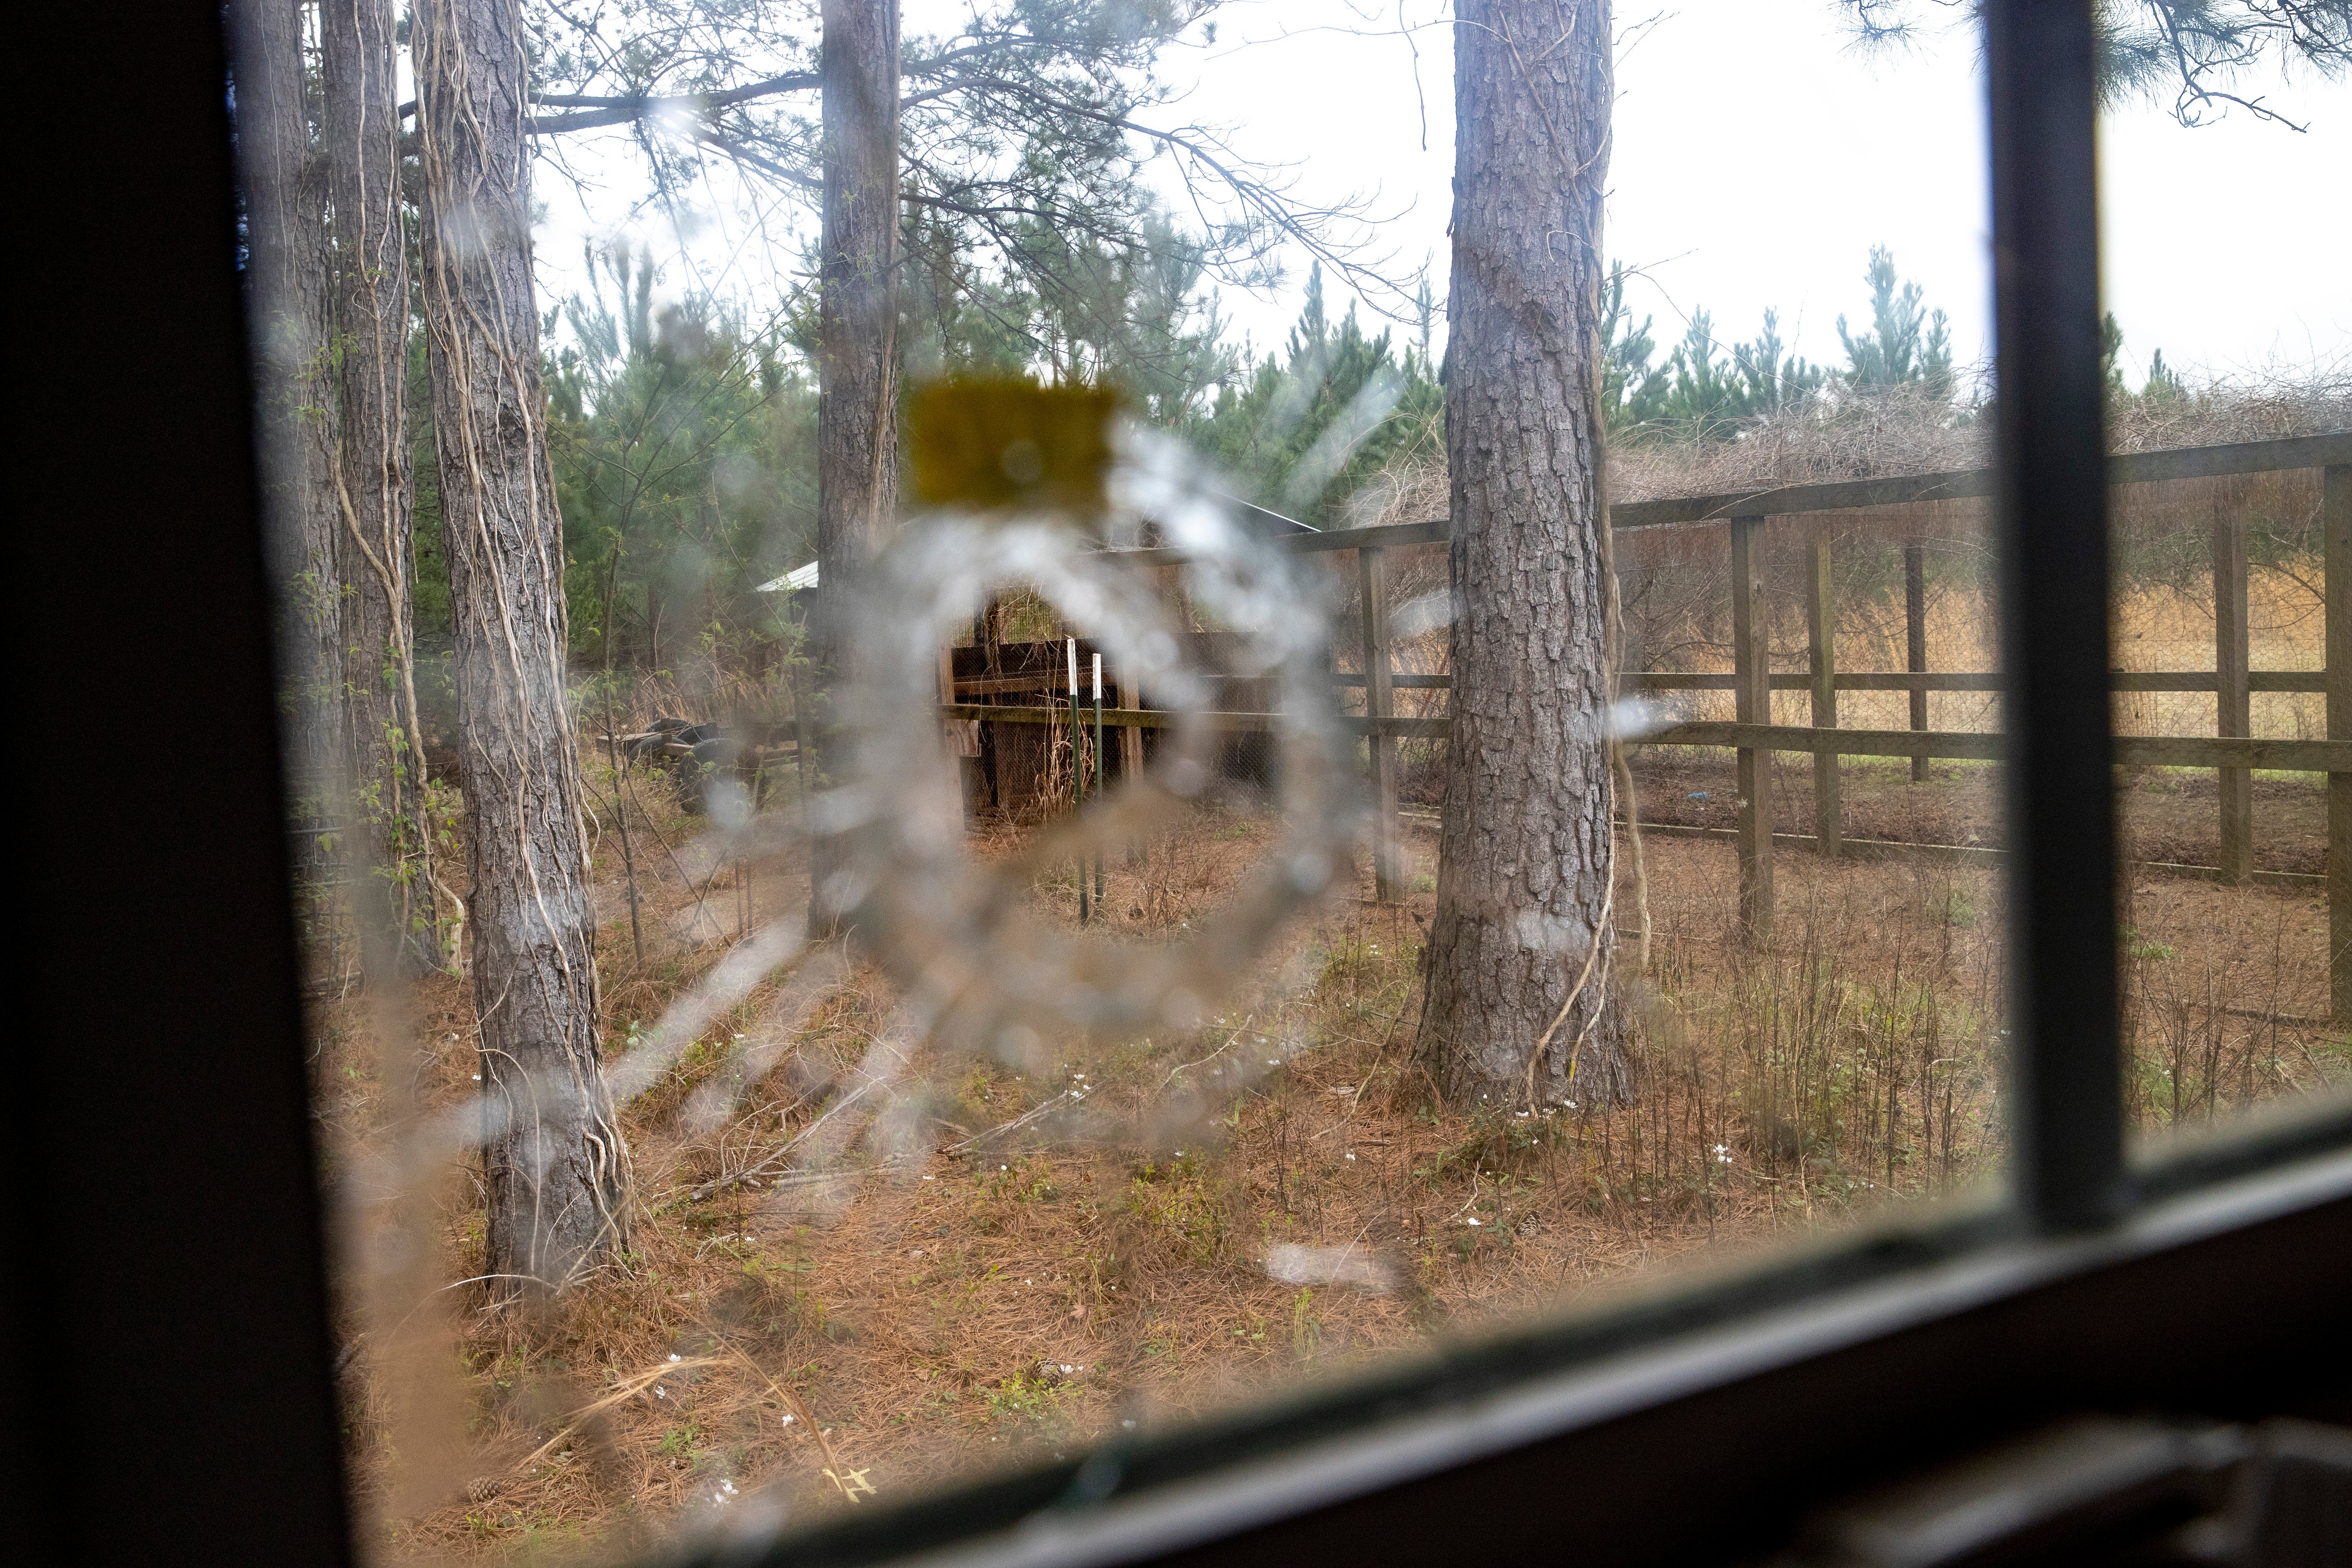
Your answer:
(983, 1157), (1061, 1204)
(982, 1370), (1078, 1434)
(1289, 1289), (1323, 1360)
(1126, 1162), (1230, 1263)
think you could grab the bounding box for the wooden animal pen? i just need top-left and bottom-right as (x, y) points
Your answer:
(942, 434), (2352, 1016)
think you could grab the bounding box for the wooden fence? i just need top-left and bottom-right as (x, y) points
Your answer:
(943, 433), (2352, 1017)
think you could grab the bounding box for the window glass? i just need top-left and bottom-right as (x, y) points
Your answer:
(231, 2), (2352, 1560)
(2092, 45), (2352, 1150)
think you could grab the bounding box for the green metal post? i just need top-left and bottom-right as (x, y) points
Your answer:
(1093, 652), (1106, 908)
(1070, 637), (1087, 925)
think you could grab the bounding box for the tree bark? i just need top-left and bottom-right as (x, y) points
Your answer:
(323, 0), (438, 976)
(807, 0), (902, 935)
(228, 0), (344, 877)
(415, 0), (631, 1290)
(1417, 0), (1632, 1108)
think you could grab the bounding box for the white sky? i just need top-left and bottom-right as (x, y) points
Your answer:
(535, 0), (2352, 390)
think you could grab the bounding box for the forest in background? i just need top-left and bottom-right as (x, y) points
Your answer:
(421, 225), (2337, 703)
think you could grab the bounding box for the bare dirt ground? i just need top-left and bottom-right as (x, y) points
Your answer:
(313, 766), (2346, 1565)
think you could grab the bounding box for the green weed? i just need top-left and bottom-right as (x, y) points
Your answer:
(983, 1370), (1078, 1434)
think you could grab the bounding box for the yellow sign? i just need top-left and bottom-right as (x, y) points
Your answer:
(905, 379), (1121, 516)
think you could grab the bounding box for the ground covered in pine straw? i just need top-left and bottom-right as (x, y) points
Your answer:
(307, 766), (2347, 1565)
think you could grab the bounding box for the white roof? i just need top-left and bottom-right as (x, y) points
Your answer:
(756, 560), (820, 593)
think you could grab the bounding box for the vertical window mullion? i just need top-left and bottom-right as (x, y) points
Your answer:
(1985, 0), (2126, 1230)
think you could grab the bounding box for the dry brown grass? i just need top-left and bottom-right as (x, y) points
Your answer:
(308, 739), (2348, 1565)
(316, 381), (2352, 1562)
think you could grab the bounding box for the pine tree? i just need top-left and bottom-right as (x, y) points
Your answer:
(1732, 309), (1825, 417)
(227, 0), (344, 881)
(1418, 0), (1630, 1107)
(1597, 268), (1821, 441)
(548, 246), (816, 677)
(807, 0), (902, 938)
(1599, 264), (1669, 431)
(416, 0), (631, 1294)
(1191, 264), (1444, 526)
(1838, 245), (1954, 397)
(2101, 310), (2130, 401)
(324, 0), (439, 976)
(1844, 2), (2352, 129)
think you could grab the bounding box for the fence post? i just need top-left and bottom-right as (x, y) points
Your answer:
(939, 642), (965, 819)
(1732, 514), (1773, 943)
(1806, 532), (1841, 858)
(791, 662), (812, 825)
(1905, 535), (1929, 783)
(1119, 665), (1146, 866)
(2327, 464), (2350, 1022)
(1359, 544), (1401, 902)
(2214, 499), (2253, 885)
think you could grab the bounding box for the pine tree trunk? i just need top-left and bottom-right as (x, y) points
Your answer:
(228, 0), (344, 880)
(415, 0), (631, 1290)
(323, 0), (438, 976)
(807, 0), (901, 935)
(1417, 0), (1632, 1108)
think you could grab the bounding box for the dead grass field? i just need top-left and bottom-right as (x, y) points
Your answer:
(308, 744), (2349, 1566)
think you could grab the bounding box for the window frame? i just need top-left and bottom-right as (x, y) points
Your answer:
(18, 3), (2348, 1564)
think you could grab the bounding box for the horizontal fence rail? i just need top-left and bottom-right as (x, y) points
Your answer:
(1606, 432), (2348, 530)
(944, 435), (2352, 1015)
(1326, 671), (2336, 693)
(940, 702), (1452, 739)
(1644, 723), (2351, 772)
(941, 701), (2350, 769)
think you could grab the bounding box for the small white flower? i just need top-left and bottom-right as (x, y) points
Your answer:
(669, 1353), (682, 1362)
(781, 1414), (795, 1426)
(1060, 1363), (1074, 1374)
(471, 1074), (482, 1081)
(1344, 1153), (1357, 1161)
(1467, 1217), (1482, 1227)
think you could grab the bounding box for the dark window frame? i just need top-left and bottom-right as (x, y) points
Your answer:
(16, 3), (2346, 1564)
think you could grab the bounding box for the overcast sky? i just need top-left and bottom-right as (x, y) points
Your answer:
(537, 0), (2351, 390)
